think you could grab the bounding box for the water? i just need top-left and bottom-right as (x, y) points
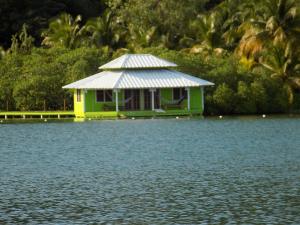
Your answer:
(0, 117), (299, 224)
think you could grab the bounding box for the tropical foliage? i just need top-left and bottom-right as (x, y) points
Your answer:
(0, 0), (299, 114)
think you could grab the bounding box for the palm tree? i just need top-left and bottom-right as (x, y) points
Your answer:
(261, 0), (300, 45)
(84, 10), (126, 48)
(0, 46), (6, 59)
(126, 25), (159, 50)
(218, 0), (260, 53)
(259, 45), (300, 107)
(189, 12), (224, 52)
(9, 24), (34, 54)
(236, 0), (300, 59)
(42, 13), (86, 49)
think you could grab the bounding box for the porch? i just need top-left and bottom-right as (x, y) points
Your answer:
(75, 87), (204, 118)
(63, 54), (214, 118)
(83, 109), (203, 119)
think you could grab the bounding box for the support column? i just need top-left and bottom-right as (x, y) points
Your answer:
(150, 89), (156, 111)
(201, 87), (204, 112)
(140, 89), (145, 111)
(114, 89), (119, 112)
(185, 87), (191, 111)
(83, 89), (86, 113)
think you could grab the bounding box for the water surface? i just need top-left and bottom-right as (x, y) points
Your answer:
(0, 117), (299, 224)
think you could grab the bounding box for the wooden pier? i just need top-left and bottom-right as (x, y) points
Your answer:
(0, 111), (75, 120)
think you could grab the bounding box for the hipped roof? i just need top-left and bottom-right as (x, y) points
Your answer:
(63, 54), (214, 89)
(63, 69), (214, 89)
(99, 54), (177, 70)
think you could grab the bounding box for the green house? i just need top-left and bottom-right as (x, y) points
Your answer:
(63, 54), (214, 118)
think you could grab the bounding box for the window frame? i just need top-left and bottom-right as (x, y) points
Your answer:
(172, 88), (187, 101)
(96, 90), (113, 103)
(105, 90), (113, 102)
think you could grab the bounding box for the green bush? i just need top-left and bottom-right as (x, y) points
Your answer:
(0, 46), (296, 114)
(236, 81), (256, 114)
(212, 83), (237, 114)
(0, 47), (109, 111)
(135, 48), (295, 115)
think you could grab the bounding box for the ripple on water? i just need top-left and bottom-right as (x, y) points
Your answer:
(0, 118), (300, 224)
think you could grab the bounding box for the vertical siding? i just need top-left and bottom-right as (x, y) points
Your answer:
(161, 88), (203, 112)
(161, 88), (172, 102)
(85, 90), (97, 112)
(190, 87), (203, 112)
(74, 88), (203, 116)
(74, 90), (85, 117)
(84, 90), (124, 112)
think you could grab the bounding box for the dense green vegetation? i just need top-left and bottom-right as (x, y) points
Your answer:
(0, 0), (300, 114)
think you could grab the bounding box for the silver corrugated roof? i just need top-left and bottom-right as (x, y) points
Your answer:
(99, 54), (177, 69)
(63, 70), (214, 89)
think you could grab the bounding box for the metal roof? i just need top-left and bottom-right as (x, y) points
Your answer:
(63, 69), (214, 89)
(99, 54), (177, 70)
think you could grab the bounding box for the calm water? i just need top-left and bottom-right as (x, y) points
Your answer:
(0, 117), (299, 224)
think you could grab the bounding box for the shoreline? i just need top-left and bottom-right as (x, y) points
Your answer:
(1, 112), (300, 124)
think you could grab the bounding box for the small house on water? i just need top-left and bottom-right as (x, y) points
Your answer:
(63, 54), (214, 118)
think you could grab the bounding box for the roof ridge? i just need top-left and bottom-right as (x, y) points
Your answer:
(125, 53), (151, 55)
(113, 70), (125, 89)
(120, 54), (130, 68)
(62, 72), (106, 89)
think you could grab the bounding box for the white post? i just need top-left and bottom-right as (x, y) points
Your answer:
(114, 89), (119, 112)
(201, 87), (204, 112)
(150, 89), (156, 111)
(140, 89), (144, 111)
(186, 87), (191, 111)
(83, 89), (86, 113)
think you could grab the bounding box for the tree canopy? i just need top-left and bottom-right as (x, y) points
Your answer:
(0, 0), (300, 114)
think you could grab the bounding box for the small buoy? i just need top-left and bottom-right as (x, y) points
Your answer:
(0, 120), (3, 123)
(88, 118), (92, 121)
(132, 117), (135, 120)
(262, 114), (266, 118)
(44, 119), (47, 122)
(219, 115), (223, 119)
(176, 116), (179, 119)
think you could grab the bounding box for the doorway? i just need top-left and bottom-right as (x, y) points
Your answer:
(144, 89), (160, 110)
(125, 89), (140, 110)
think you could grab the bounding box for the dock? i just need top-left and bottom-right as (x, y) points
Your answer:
(0, 110), (202, 121)
(0, 111), (75, 120)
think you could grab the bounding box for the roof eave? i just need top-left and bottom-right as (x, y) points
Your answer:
(98, 66), (178, 70)
(62, 84), (214, 90)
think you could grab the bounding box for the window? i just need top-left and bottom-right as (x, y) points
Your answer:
(105, 90), (112, 102)
(173, 88), (187, 100)
(96, 90), (104, 102)
(96, 90), (113, 102)
(77, 89), (81, 102)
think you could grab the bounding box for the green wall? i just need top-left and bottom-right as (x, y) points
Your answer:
(84, 90), (124, 112)
(190, 87), (203, 112)
(73, 88), (204, 117)
(160, 87), (203, 112)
